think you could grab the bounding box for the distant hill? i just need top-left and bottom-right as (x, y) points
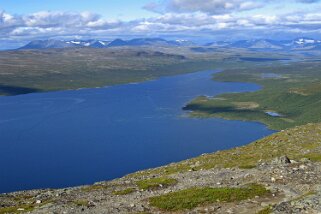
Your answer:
(205, 37), (321, 51)
(20, 40), (78, 49)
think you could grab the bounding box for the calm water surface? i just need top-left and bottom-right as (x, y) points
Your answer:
(0, 70), (274, 193)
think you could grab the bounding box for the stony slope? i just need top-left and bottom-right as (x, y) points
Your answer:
(1, 123), (321, 214)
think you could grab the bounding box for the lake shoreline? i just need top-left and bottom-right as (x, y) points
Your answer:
(0, 70), (274, 194)
(1, 123), (320, 213)
(183, 60), (321, 130)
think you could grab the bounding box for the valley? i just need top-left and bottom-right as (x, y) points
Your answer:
(0, 38), (321, 213)
(0, 39), (307, 96)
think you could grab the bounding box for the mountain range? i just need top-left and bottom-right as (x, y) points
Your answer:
(19, 37), (321, 51)
(206, 37), (321, 51)
(19, 38), (194, 50)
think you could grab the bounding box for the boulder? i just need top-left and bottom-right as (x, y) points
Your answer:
(272, 156), (291, 165)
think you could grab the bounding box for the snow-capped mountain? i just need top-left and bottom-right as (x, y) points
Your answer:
(19, 39), (111, 49)
(20, 40), (76, 49)
(207, 39), (285, 50)
(294, 38), (321, 45)
(19, 38), (195, 50)
(289, 38), (321, 50)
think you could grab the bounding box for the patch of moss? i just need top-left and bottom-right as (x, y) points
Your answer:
(0, 199), (52, 214)
(0, 203), (37, 214)
(0, 206), (32, 214)
(301, 142), (320, 150)
(303, 153), (321, 162)
(112, 188), (136, 195)
(136, 177), (177, 190)
(73, 199), (89, 207)
(149, 183), (270, 211)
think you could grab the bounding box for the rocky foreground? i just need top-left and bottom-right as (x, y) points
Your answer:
(1, 123), (321, 214)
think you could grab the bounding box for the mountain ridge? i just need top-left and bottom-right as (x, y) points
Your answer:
(19, 38), (195, 50)
(205, 37), (321, 51)
(18, 37), (321, 51)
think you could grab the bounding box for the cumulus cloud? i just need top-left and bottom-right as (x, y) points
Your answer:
(0, 11), (122, 41)
(168, 0), (262, 14)
(144, 0), (321, 15)
(143, 0), (263, 14)
(143, 12), (319, 29)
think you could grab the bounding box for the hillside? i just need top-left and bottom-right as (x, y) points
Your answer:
(1, 123), (321, 213)
(0, 47), (204, 96)
(0, 47), (297, 96)
(184, 60), (321, 130)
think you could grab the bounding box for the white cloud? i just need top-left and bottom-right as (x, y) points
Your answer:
(144, 0), (321, 15)
(0, 11), (126, 41)
(165, 0), (263, 14)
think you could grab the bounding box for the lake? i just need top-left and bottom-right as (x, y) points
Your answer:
(0, 70), (274, 193)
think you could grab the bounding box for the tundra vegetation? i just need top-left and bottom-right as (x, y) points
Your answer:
(184, 61), (321, 130)
(0, 46), (298, 96)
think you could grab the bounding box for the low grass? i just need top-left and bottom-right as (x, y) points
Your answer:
(0, 204), (35, 214)
(149, 183), (270, 211)
(136, 177), (177, 190)
(112, 188), (136, 195)
(0, 200), (51, 214)
(73, 199), (89, 207)
(303, 153), (321, 162)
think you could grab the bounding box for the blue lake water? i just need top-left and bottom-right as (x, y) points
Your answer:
(0, 70), (274, 193)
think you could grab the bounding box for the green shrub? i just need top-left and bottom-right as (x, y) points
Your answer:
(136, 177), (177, 190)
(149, 183), (270, 211)
(112, 188), (135, 195)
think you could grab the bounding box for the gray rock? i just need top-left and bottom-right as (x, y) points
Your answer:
(272, 156), (291, 165)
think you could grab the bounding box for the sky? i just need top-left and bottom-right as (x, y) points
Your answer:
(1, 0), (321, 48)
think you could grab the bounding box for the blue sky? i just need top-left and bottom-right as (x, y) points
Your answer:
(1, 0), (321, 48)
(0, 0), (155, 20)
